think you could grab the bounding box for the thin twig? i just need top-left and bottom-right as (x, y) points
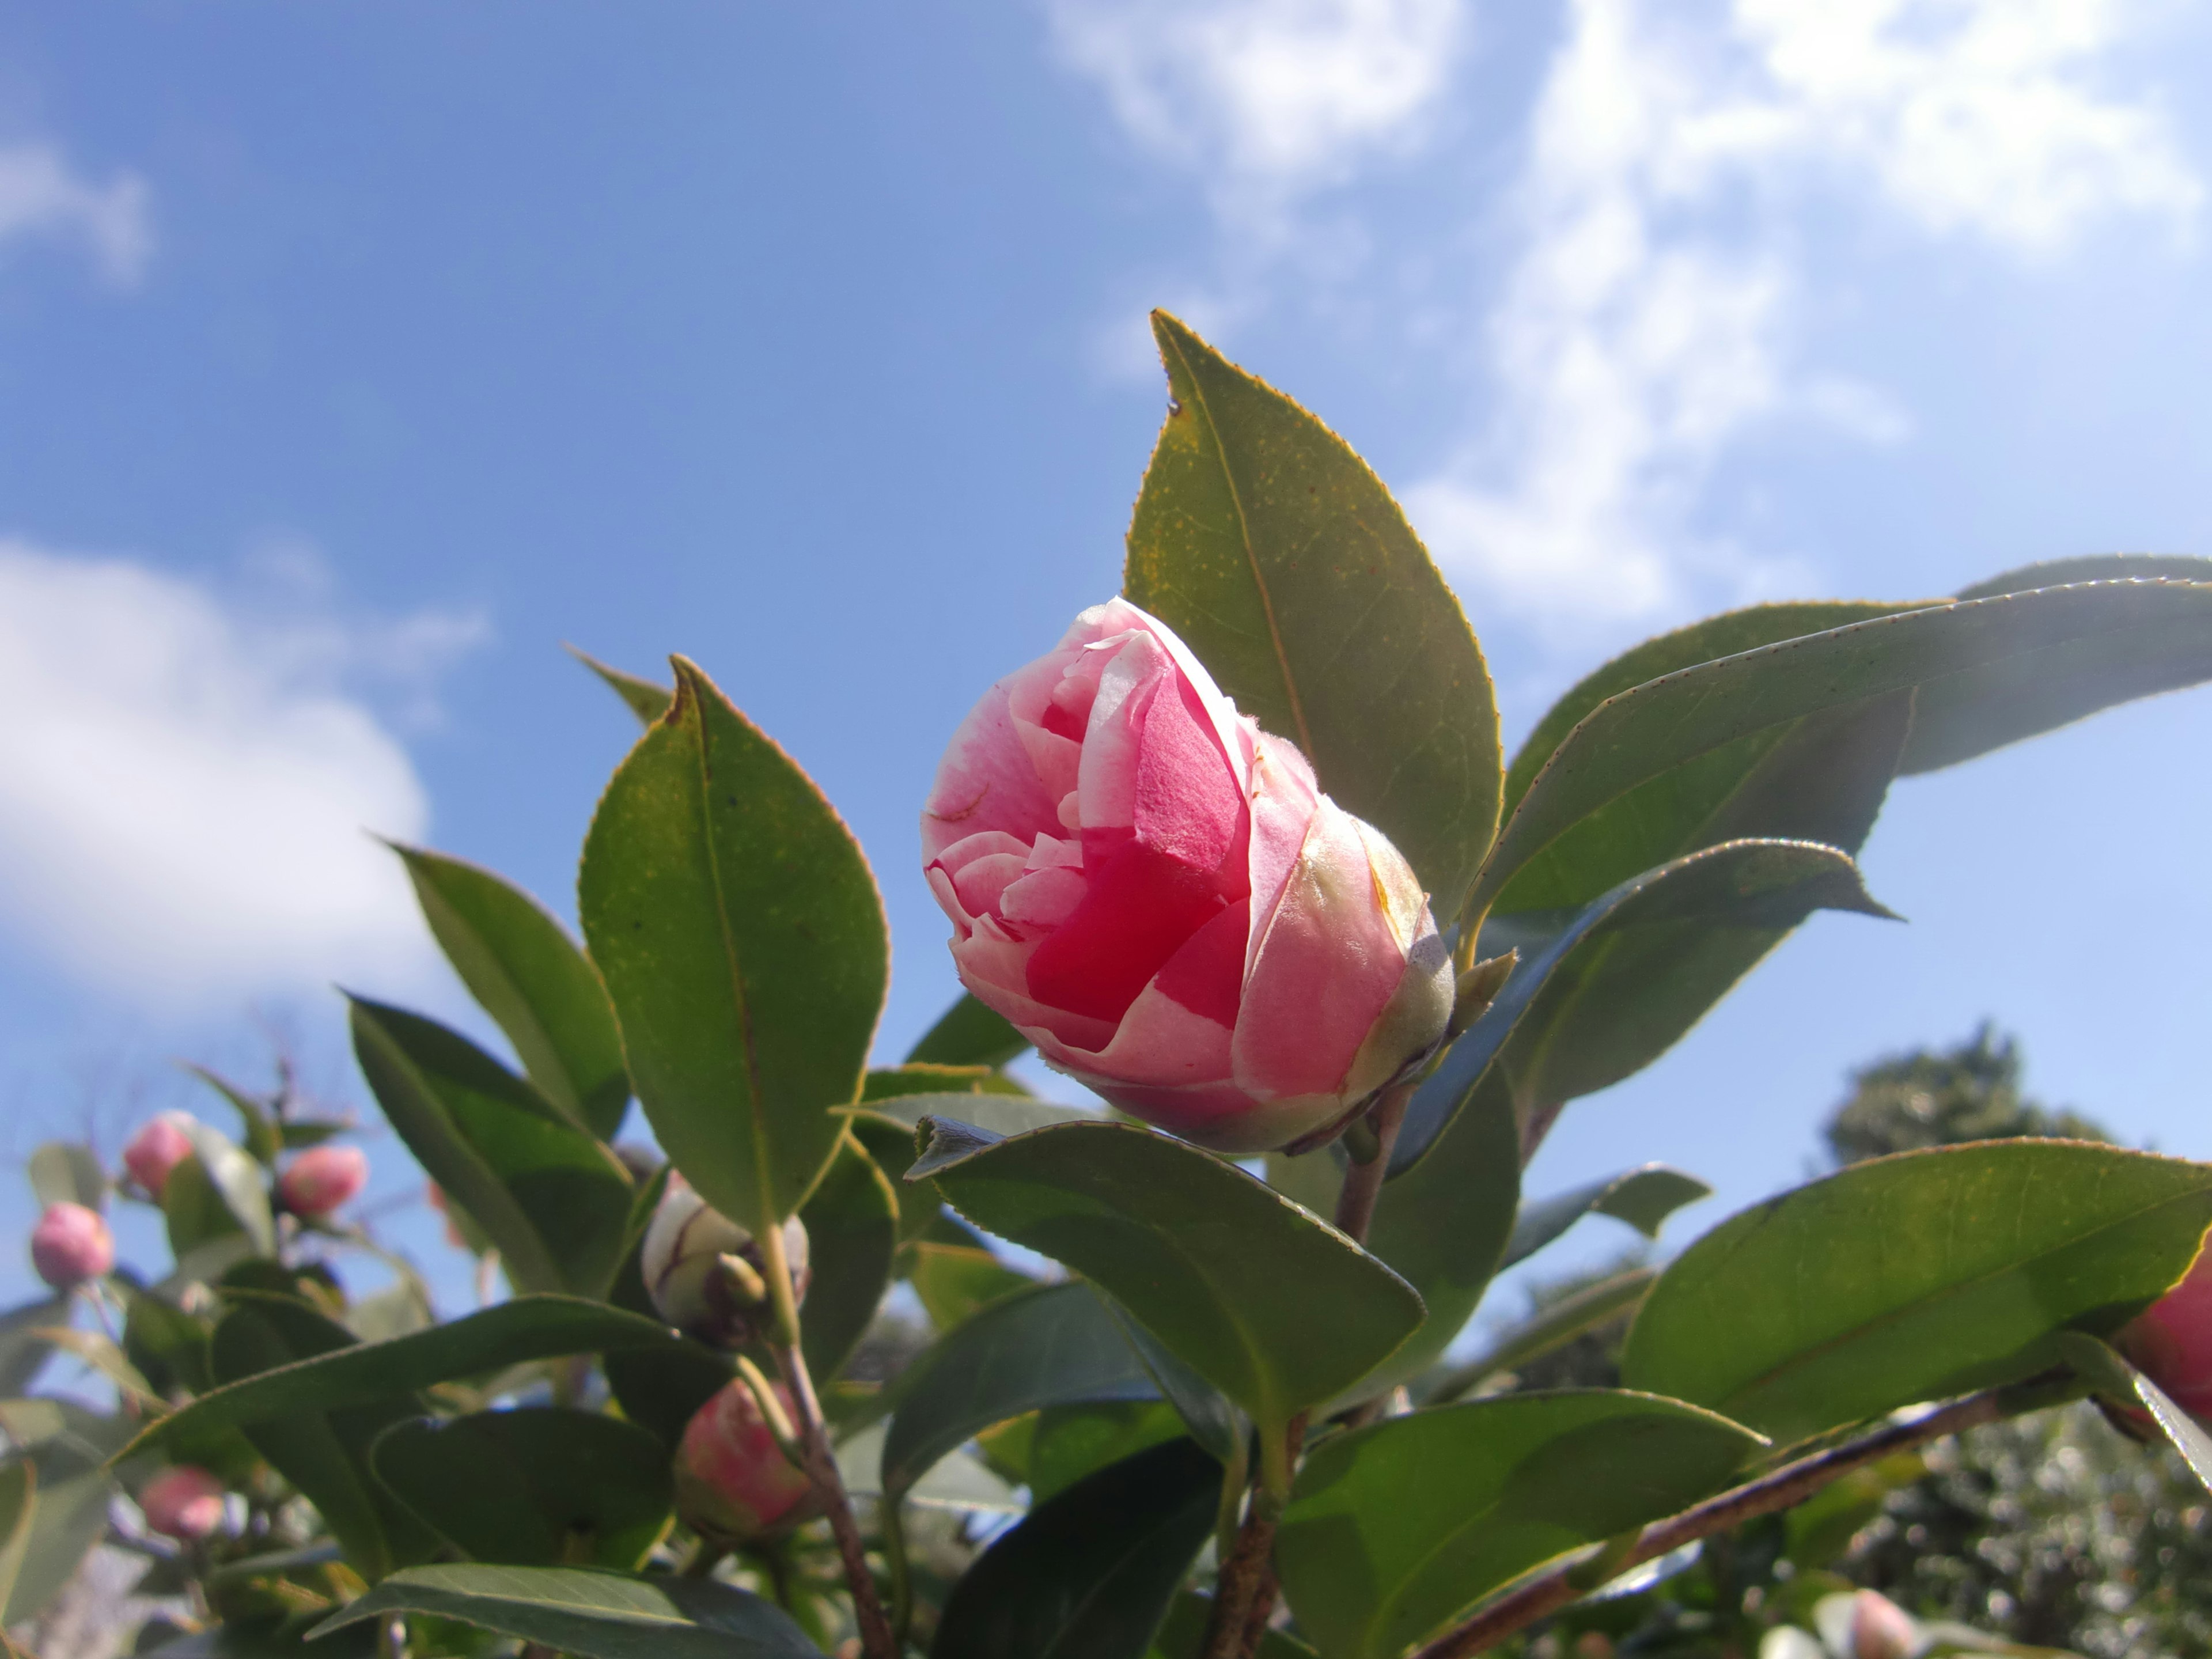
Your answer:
(1333, 1082), (1412, 1245)
(1406, 1372), (2082, 1659)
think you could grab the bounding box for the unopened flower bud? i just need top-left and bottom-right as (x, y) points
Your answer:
(923, 599), (1454, 1155)
(1846, 1590), (1918, 1659)
(123, 1112), (197, 1199)
(641, 1173), (809, 1348)
(673, 1378), (821, 1543)
(278, 1145), (368, 1218)
(31, 1201), (112, 1289)
(140, 1466), (227, 1541)
(2116, 1247), (2212, 1423)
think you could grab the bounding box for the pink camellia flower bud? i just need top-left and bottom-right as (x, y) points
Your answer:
(641, 1173), (809, 1349)
(2116, 1246), (2212, 1421)
(1846, 1589), (1919, 1659)
(123, 1112), (198, 1199)
(922, 599), (1455, 1154)
(30, 1201), (113, 1289)
(673, 1378), (823, 1543)
(277, 1145), (368, 1218)
(139, 1465), (227, 1541)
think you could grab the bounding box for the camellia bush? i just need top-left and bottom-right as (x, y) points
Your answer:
(12, 315), (2212, 1659)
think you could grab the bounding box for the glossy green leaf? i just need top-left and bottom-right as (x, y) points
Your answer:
(578, 656), (887, 1234)
(1094, 1298), (1245, 1467)
(173, 1119), (276, 1257)
(930, 1436), (1219, 1659)
(600, 1340), (734, 1456)
(1952, 553), (2212, 599)
(906, 993), (1029, 1068)
(915, 1118), (1424, 1435)
(1622, 1142), (2212, 1445)
(569, 646), (675, 727)
(0, 1296), (66, 1396)
(910, 1243), (1034, 1331)
(863, 1092), (1092, 1137)
(312, 1564), (816, 1658)
(27, 1142), (105, 1212)
(796, 1131), (897, 1383)
(2056, 1332), (2212, 1494)
(349, 997), (634, 1298)
(1474, 579), (2212, 918)
(370, 1408), (673, 1569)
(185, 1069), (283, 1166)
(391, 843), (631, 1139)
(0, 1400), (131, 1626)
(1027, 1401), (1191, 1505)
(1277, 1391), (1766, 1659)
(1395, 840), (1891, 1172)
(1502, 1166), (1714, 1270)
(880, 1281), (1159, 1497)
(211, 1298), (437, 1580)
(1125, 312), (1502, 917)
(0, 1459), (33, 1622)
(123, 1297), (682, 1459)
(1427, 1268), (1660, 1404)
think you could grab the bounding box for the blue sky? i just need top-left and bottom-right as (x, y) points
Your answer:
(1, 0), (2209, 1321)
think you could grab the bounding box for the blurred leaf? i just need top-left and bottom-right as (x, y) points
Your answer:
(391, 844), (632, 1140)
(139, 1611), (376, 1659)
(312, 1563), (816, 1658)
(33, 1325), (158, 1407)
(1474, 579), (2212, 918)
(0, 1399), (132, 1625)
(186, 1069), (283, 1166)
(600, 1339), (734, 1457)
(905, 993), (1029, 1068)
(930, 1435), (1220, 1659)
(0, 1296), (66, 1396)
(909, 1243), (1033, 1332)
(1277, 1392), (1765, 1659)
(1622, 1142), (2212, 1445)
(1783, 1450), (1925, 1569)
(1396, 840), (1891, 1172)
(1026, 1401), (1190, 1505)
(843, 1111), (938, 1247)
(370, 1408), (673, 1569)
(578, 657), (887, 1235)
(1125, 312), (1502, 918)
(880, 1281), (1158, 1499)
(797, 1132), (897, 1383)
(0, 1459), (32, 1625)
(166, 1120), (276, 1259)
(1427, 1268), (1659, 1403)
(569, 646), (675, 727)
(165, 1153), (245, 1261)
(211, 1298), (437, 1580)
(28, 1142), (106, 1212)
(2057, 1332), (2212, 1494)
(350, 997), (634, 1298)
(914, 1117), (1424, 1436)
(123, 1297), (683, 1459)
(279, 1120), (352, 1151)
(346, 1282), (435, 1345)
(1503, 1165), (1713, 1270)
(1149, 1593), (1319, 1658)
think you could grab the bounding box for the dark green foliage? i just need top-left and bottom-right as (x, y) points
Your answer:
(1823, 1022), (2109, 1166)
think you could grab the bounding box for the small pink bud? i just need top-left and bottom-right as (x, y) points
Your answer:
(1847, 1590), (1918, 1659)
(673, 1379), (821, 1543)
(139, 1466), (226, 1541)
(123, 1112), (198, 1199)
(641, 1174), (809, 1348)
(2117, 1247), (2212, 1422)
(923, 600), (1453, 1155)
(278, 1145), (367, 1218)
(30, 1201), (112, 1289)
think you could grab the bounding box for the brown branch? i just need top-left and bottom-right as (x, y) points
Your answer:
(1407, 1372), (2080, 1659)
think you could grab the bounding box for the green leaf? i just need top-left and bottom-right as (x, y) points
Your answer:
(1149, 1593), (1319, 1659)
(186, 1069), (284, 1166)
(862, 1063), (1026, 1102)
(797, 1132), (897, 1383)
(905, 993), (1029, 1068)
(863, 1093), (1092, 1137)
(171, 1119), (278, 1258)
(1094, 1299), (1245, 1467)
(2056, 1332), (2212, 1494)
(1502, 1166), (1713, 1270)
(841, 1111), (943, 1247)
(930, 1436), (1220, 1659)
(1620, 1142), (2212, 1445)
(1277, 1391), (1766, 1659)
(1427, 1268), (1660, 1404)
(1955, 553), (2212, 599)
(568, 646), (676, 727)
(1473, 579), (2212, 919)
(909, 1243), (1034, 1332)
(578, 657), (887, 1234)
(1026, 1401), (1191, 1505)
(28, 1142), (105, 1212)
(310, 1564), (816, 1658)
(142, 1612), (376, 1659)
(349, 997), (634, 1298)
(391, 843), (631, 1139)
(880, 1281), (1160, 1498)
(912, 1118), (1424, 1436)
(1125, 312), (1502, 918)
(370, 1408), (673, 1569)
(0, 1458), (33, 1623)
(600, 1340), (734, 1457)
(122, 1296), (684, 1459)
(1395, 840), (1892, 1172)
(211, 1298), (437, 1580)
(0, 1400), (132, 1625)
(0, 1296), (67, 1395)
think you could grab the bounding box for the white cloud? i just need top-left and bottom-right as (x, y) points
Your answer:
(0, 143), (151, 285)
(1046, 0), (1465, 201)
(0, 541), (483, 1007)
(1408, 0), (2200, 636)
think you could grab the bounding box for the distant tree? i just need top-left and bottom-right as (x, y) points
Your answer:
(1822, 1022), (2108, 1166)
